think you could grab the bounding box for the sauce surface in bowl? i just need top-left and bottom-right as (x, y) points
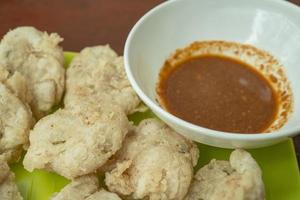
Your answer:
(157, 55), (279, 133)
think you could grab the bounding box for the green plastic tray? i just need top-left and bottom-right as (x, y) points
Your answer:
(10, 52), (300, 200)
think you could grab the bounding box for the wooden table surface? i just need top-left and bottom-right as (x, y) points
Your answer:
(0, 0), (300, 164)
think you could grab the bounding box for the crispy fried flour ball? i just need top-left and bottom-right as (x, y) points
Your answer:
(185, 149), (265, 200)
(0, 26), (65, 119)
(51, 175), (121, 200)
(0, 83), (32, 162)
(64, 45), (140, 115)
(23, 103), (129, 179)
(105, 119), (199, 200)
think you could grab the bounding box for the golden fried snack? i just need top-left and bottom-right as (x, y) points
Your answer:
(0, 83), (32, 162)
(51, 175), (121, 200)
(185, 149), (265, 200)
(23, 103), (129, 179)
(105, 119), (199, 200)
(64, 45), (140, 115)
(0, 26), (65, 119)
(0, 160), (23, 200)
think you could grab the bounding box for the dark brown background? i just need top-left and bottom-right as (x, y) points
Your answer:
(0, 0), (299, 164)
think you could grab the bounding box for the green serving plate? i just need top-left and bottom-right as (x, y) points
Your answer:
(10, 52), (300, 200)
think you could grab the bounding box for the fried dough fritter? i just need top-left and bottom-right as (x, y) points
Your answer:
(51, 175), (121, 200)
(105, 119), (199, 200)
(0, 160), (23, 200)
(64, 45), (140, 115)
(184, 149), (265, 200)
(0, 83), (32, 162)
(0, 26), (65, 119)
(23, 103), (129, 179)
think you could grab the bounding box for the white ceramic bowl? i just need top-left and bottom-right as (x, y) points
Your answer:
(124, 0), (300, 148)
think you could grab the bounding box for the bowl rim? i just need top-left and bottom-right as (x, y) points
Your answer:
(124, 0), (300, 142)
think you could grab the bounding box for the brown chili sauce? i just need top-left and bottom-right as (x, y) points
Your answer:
(157, 54), (279, 133)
